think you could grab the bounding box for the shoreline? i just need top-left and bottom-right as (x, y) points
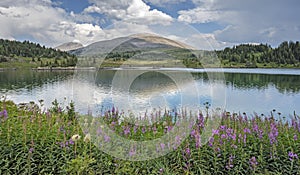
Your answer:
(0, 66), (299, 72)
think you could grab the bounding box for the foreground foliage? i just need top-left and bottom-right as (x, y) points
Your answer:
(0, 99), (299, 174)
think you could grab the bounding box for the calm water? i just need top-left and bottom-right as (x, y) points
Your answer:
(0, 68), (299, 117)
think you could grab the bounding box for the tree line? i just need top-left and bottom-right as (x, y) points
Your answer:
(0, 39), (77, 67)
(216, 41), (300, 67)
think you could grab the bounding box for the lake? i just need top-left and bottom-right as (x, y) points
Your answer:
(0, 68), (299, 118)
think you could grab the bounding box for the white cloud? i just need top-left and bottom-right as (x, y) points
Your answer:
(85, 0), (173, 25)
(177, 0), (300, 46)
(178, 7), (220, 23)
(0, 0), (108, 46)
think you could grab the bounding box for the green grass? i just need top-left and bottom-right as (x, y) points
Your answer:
(0, 99), (300, 174)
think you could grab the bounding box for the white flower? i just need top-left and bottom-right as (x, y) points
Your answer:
(84, 133), (91, 142)
(71, 134), (81, 141)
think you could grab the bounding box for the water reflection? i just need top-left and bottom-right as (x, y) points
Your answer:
(0, 69), (299, 117)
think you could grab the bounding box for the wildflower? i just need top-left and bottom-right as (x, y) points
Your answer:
(153, 125), (157, 134)
(97, 128), (102, 136)
(167, 125), (172, 132)
(160, 143), (165, 150)
(258, 129), (263, 139)
(104, 135), (110, 142)
(226, 155), (234, 170)
(84, 133), (91, 142)
(249, 156), (258, 169)
(134, 125), (138, 133)
(268, 122), (278, 145)
(294, 134), (298, 141)
(71, 134), (81, 141)
(0, 109), (8, 120)
(208, 137), (214, 147)
(243, 134), (247, 144)
(195, 134), (201, 148)
(129, 147), (136, 157)
(190, 129), (196, 137)
(185, 147), (191, 157)
(288, 151), (298, 161)
(243, 128), (251, 134)
(159, 168), (164, 174)
(123, 126), (131, 136)
(212, 129), (219, 136)
(252, 123), (259, 133)
(29, 147), (34, 154)
(220, 125), (226, 131)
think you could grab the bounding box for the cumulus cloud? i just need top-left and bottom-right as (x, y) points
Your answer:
(0, 0), (108, 46)
(178, 7), (220, 23)
(85, 0), (173, 25)
(177, 0), (300, 46)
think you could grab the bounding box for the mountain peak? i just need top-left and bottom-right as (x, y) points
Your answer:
(129, 33), (195, 50)
(55, 42), (83, 52)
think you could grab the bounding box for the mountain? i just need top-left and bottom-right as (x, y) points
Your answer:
(55, 42), (83, 52)
(70, 33), (194, 56)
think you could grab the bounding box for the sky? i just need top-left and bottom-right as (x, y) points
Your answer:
(0, 0), (299, 50)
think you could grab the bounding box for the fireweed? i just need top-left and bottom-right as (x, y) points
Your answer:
(0, 99), (299, 174)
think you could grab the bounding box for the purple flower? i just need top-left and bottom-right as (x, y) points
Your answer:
(268, 122), (278, 145)
(292, 119), (297, 130)
(142, 127), (146, 134)
(252, 123), (259, 133)
(226, 155), (234, 170)
(243, 134), (247, 144)
(153, 126), (157, 133)
(69, 139), (74, 145)
(243, 128), (251, 134)
(160, 143), (165, 150)
(123, 126), (131, 136)
(294, 134), (298, 141)
(97, 127), (103, 136)
(29, 147), (34, 154)
(208, 137), (214, 147)
(249, 156), (258, 169)
(230, 133), (236, 140)
(220, 125), (226, 131)
(195, 134), (201, 148)
(0, 109), (8, 120)
(190, 129), (196, 137)
(104, 135), (110, 142)
(134, 125), (138, 133)
(258, 129), (264, 139)
(129, 147), (136, 157)
(167, 125), (173, 132)
(288, 151), (298, 161)
(212, 129), (219, 136)
(185, 147), (191, 156)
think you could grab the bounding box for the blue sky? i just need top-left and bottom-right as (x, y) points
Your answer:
(0, 0), (299, 50)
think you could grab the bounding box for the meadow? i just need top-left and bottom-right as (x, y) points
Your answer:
(0, 99), (299, 174)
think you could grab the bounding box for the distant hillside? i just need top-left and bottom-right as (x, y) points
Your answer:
(0, 39), (77, 68)
(216, 41), (300, 68)
(55, 42), (83, 52)
(70, 33), (192, 56)
(70, 33), (204, 68)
